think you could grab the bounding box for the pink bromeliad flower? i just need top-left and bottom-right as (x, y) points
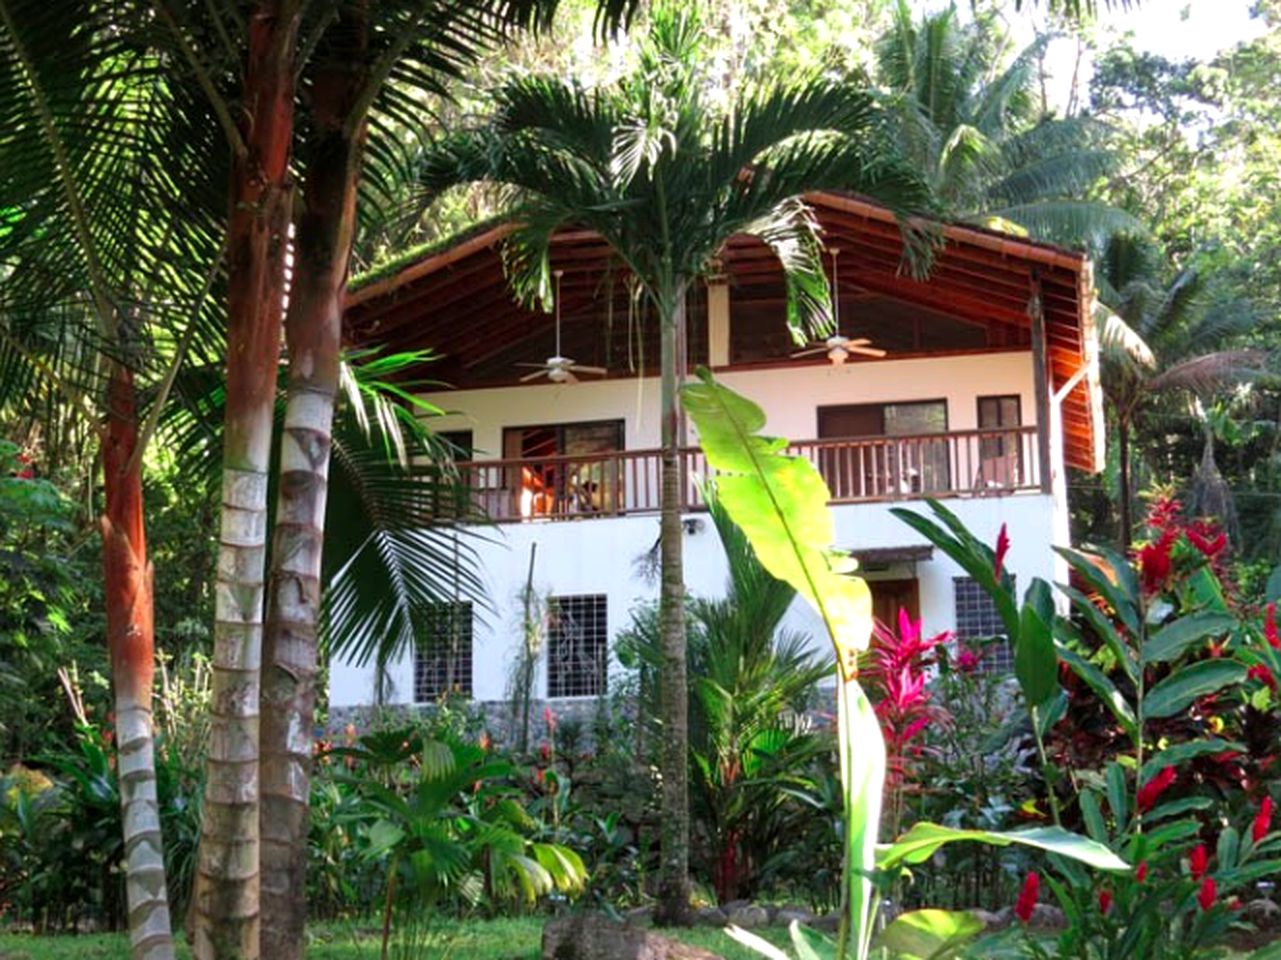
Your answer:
(869, 610), (952, 787)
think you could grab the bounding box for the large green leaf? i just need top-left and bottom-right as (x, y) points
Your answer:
(1139, 738), (1244, 786)
(681, 369), (873, 673)
(681, 370), (883, 960)
(1142, 612), (1235, 664)
(1016, 578), (1058, 706)
(875, 909), (985, 960)
(1055, 641), (1138, 740)
(1144, 660), (1247, 719)
(877, 823), (1129, 873)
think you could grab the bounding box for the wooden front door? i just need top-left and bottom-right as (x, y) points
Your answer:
(870, 578), (920, 630)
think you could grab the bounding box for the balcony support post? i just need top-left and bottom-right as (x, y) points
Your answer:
(1028, 271), (1054, 494)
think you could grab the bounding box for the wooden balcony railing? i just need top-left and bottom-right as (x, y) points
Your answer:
(454, 426), (1042, 523)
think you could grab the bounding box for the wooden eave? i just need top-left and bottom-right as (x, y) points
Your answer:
(344, 192), (1105, 474)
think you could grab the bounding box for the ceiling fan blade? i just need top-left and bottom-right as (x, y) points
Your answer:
(519, 369), (549, 382)
(849, 346), (887, 358)
(569, 365), (607, 376)
(791, 347), (827, 358)
(514, 362), (549, 369)
(844, 338), (873, 347)
(562, 371), (579, 384)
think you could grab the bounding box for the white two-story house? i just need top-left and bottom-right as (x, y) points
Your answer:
(329, 191), (1104, 719)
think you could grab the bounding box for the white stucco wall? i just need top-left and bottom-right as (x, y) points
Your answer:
(328, 491), (1060, 709)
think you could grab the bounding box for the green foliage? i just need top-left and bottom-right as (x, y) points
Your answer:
(0, 723), (202, 931)
(873, 1), (1133, 252)
(417, 0), (933, 338)
(683, 373), (1124, 959)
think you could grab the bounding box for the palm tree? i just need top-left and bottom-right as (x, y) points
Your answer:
(1096, 232), (1265, 545)
(151, 4), (638, 953)
(0, 6), (225, 958)
(417, 3), (930, 921)
(874, 1), (1135, 249)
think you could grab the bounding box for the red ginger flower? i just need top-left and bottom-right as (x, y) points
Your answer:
(1136, 861), (1148, 883)
(1254, 797), (1274, 843)
(1137, 767), (1176, 812)
(1015, 872), (1040, 924)
(1197, 876), (1217, 912)
(1098, 889), (1113, 915)
(1189, 843), (1209, 881)
(1138, 530), (1177, 594)
(1249, 663), (1278, 689)
(1267, 603), (1280, 650)
(994, 523), (1011, 579)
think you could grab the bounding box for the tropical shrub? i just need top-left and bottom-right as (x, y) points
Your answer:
(894, 493), (1281, 958)
(682, 371), (1127, 960)
(331, 726), (586, 955)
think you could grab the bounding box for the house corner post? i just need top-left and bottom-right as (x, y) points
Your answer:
(1028, 271), (1054, 495)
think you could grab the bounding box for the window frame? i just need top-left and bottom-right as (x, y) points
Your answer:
(545, 593), (609, 699)
(413, 601), (475, 703)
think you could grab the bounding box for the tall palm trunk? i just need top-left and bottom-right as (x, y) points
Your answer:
(655, 289), (691, 925)
(1117, 415), (1132, 549)
(260, 24), (367, 956)
(101, 363), (175, 960)
(195, 5), (300, 958)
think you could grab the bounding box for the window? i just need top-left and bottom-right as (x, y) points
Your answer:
(414, 602), (473, 701)
(503, 420), (624, 518)
(547, 594), (608, 698)
(977, 395), (1023, 488)
(953, 577), (1015, 674)
(817, 400), (950, 497)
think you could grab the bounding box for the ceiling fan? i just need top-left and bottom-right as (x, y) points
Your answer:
(790, 248), (887, 365)
(515, 269), (608, 384)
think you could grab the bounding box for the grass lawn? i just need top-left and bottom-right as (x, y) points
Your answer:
(0, 916), (791, 960)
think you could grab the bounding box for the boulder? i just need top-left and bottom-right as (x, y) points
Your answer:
(1247, 898), (1281, 930)
(773, 906), (815, 926)
(542, 915), (723, 960)
(812, 912), (841, 933)
(725, 905), (770, 929)
(693, 907), (728, 927)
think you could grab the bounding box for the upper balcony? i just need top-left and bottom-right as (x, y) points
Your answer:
(455, 425), (1042, 523)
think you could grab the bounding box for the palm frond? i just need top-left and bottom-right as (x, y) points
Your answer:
(1146, 350), (1269, 396)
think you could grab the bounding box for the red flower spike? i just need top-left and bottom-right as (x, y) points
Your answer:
(994, 523), (1011, 579)
(1254, 797), (1274, 843)
(1098, 889), (1113, 915)
(1249, 663), (1278, 689)
(1187, 527), (1227, 559)
(1138, 530), (1177, 594)
(1197, 876), (1217, 912)
(1137, 767), (1176, 812)
(1015, 872), (1040, 924)
(1267, 603), (1280, 650)
(1189, 844), (1209, 881)
(1136, 861), (1148, 883)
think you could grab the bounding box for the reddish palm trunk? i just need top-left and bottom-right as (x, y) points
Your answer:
(259, 24), (367, 955)
(101, 364), (175, 960)
(195, 4), (300, 958)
